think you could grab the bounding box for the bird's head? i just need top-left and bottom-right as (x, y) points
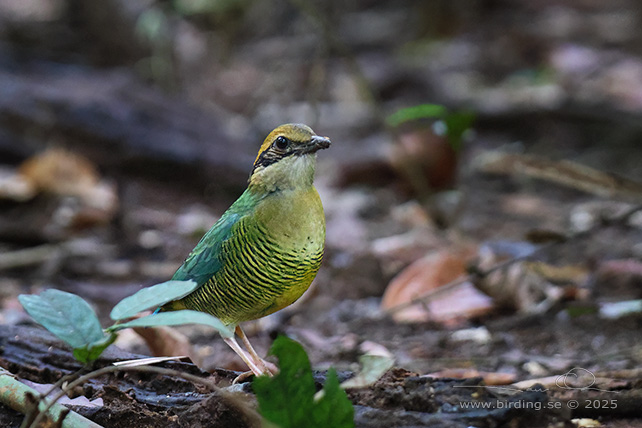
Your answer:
(249, 123), (330, 193)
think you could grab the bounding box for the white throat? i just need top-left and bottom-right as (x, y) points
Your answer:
(250, 154), (316, 193)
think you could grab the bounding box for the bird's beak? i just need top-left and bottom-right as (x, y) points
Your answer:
(302, 135), (331, 154)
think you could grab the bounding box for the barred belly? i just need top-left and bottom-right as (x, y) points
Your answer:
(180, 220), (324, 325)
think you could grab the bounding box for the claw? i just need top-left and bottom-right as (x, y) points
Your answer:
(223, 325), (279, 381)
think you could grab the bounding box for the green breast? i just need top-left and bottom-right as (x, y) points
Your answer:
(179, 186), (325, 324)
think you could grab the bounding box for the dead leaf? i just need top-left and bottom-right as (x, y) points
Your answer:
(388, 129), (458, 196)
(17, 148), (118, 229)
(598, 259), (642, 277)
(512, 369), (630, 392)
(19, 147), (100, 197)
(382, 250), (468, 309)
(381, 248), (493, 324)
(450, 326), (492, 344)
(473, 243), (589, 313)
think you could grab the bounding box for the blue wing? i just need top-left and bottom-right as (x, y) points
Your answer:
(171, 212), (240, 285)
(172, 189), (257, 286)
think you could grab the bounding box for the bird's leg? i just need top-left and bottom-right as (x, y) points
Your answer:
(222, 335), (264, 378)
(235, 325), (278, 375)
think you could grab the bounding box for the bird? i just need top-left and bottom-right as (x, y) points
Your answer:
(159, 123), (330, 377)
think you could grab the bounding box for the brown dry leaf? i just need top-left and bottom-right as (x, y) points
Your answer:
(381, 248), (493, 324)
(134, 326), (201, 366)
(425, 368), (517, 385)
(382, 250), (468, 308)
(18, 148), (118, 228)
(473, 244), (589, 313)
(19, 147), (99, 197)
(388, 129), (458, 196)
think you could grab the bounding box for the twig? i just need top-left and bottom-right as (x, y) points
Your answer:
(0, 244), (63, 270)
(0, 239), (104, 271)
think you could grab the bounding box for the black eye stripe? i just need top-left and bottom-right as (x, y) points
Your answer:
(252, 148), (295, 174)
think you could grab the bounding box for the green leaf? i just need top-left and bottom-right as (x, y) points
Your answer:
(253, 336), (354, 428)
(108, 310), (234, 338)
(386, 103), (448, 127)
(387, 103), (476, 150)
(253, 336), (316, 428)
(19, 289), (105, 351)
(73, 333), (118, 364)
(441, 110), (475, 150)
(110, 280), (200, 321)
(314, 369), (354, 427)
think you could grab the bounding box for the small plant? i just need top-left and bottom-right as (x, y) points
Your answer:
(16, 283), (388, 427)
(387, 103), (475, 151)
(18, 280), (233, 365)
(253, 336), (355, 428)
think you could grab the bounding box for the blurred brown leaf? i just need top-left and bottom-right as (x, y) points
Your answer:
(381, 248), (493, 324)
(19, 147), (100, 196)
(473, 244), (589, 313)
(17, 148), (118, 229)
(388, 129), (458, 197)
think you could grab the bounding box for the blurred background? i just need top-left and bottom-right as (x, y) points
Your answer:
(1, 0), (642, 382)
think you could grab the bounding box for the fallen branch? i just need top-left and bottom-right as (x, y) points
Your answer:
(0, 367), (103, 428)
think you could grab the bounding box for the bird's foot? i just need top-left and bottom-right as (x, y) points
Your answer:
(232, 359), (278, 384)
(259, 358), (279, 375)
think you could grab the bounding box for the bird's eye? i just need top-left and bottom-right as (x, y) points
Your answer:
(274, 136), (289, 150)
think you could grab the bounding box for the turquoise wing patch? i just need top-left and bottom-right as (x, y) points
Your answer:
(172, 212), (240, 286)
